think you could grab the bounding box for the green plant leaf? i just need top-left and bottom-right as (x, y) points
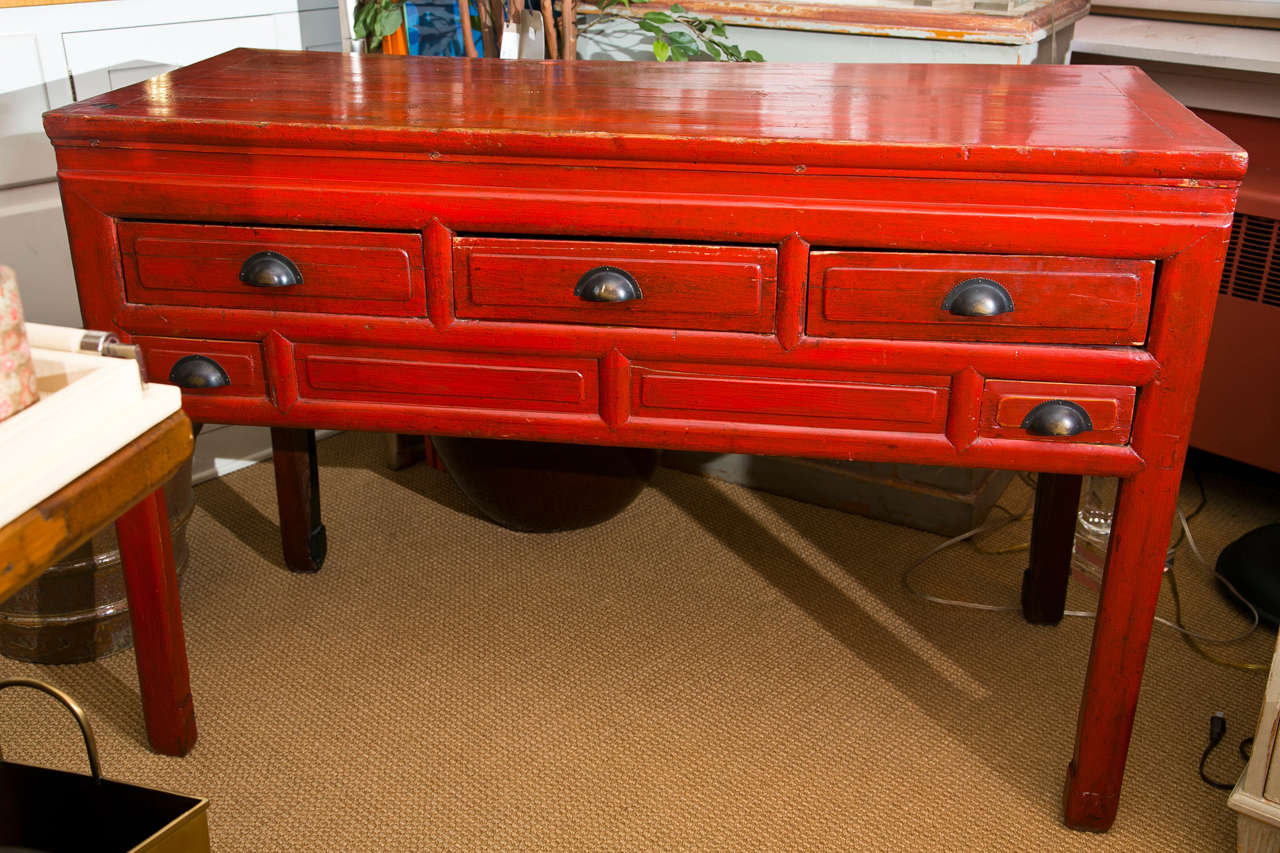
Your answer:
(744, 49), (763, 62)
(666, 30), (696, 47)
(704, 40), (721, 59)
(669, 43), (690, 61)
(711, 20), (727, 37)
(653, 39), (671, 61)
(636, 18), (665, 35)
(642, 10), (674, 22)
(670, 2), (685, 10)
(378, 6), (403, 36)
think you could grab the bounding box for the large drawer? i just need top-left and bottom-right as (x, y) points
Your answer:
(120, 222), (426, 317)
(808, 252), (1155, 345)
(453, 237), (777, 333)
(295, 344), (598, 414)
(630, 362), (950, 433)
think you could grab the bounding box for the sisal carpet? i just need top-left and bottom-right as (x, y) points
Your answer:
(1, 431), (1276, 851)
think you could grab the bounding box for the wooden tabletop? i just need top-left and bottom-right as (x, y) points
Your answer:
(43, 48), (1247, 181)
(0, 411), (193, 604)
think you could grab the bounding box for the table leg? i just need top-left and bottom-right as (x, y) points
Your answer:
(1021, 473), (1082, 625)
(116, 488), (198, 756)
(270, 427), (327, 573)
(1063, 466), (1179, 831)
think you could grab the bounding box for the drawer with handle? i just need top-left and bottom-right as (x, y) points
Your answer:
(132, 336), (267, 399)
(980, 380), (1136, 444)
(119, 222), (426, 317)
(807, 252), (1155, 345)
(453, 237), (777, 333)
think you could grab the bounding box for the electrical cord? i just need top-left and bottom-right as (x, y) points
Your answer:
(1200, 712), (1254, 791)
(901, 470), (1265, 650)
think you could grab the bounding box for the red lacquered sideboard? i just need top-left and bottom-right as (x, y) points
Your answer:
(43, 49), (1245, 831)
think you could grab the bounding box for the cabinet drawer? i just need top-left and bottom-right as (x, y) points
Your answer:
(133, 336), (267, 399)
(120, 222), (426, 317)
(808, 252), (1154, 345)
(631, 363), (949, 432)
(453, 237), (777, 332)
(980, 380), (1135, 444)
(295, 344), (598, 414)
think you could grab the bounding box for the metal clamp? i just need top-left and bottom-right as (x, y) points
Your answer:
(0, 678), (101, 781)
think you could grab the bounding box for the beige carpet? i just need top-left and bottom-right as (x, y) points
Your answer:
(1, 431), (1276, 851)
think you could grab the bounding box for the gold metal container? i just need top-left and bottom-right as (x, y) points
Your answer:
(0, 679), (209, 852)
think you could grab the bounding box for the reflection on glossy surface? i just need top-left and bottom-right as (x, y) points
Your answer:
(48, 48), (1247, 180)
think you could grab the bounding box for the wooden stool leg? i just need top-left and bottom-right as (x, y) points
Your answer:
(1021, 473), (1082, 625)
(116, 488), (198, 756)
(1063, 468), (1178, 831)
(271, 427), (327, 573)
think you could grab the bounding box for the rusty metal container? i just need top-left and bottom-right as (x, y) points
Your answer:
(0, 459), (194, 664)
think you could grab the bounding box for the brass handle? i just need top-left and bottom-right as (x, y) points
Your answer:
(0, 678), (101, 780)
(169, 355), (230, 389)
(575, 266), (642, 303)
(239, 251), (302, 288)
(1022, 400), (1093, 437)
(942, 278), (1014, 317)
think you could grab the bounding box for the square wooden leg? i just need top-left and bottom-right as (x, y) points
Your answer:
(1021, 473), (1083, 625)
(270, 427), (327, 573)
(115, 488), (198, 756)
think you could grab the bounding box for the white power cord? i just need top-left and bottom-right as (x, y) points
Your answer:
(902, 495), (1261, 646)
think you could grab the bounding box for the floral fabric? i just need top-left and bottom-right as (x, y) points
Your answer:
(0, 265), (40, 422)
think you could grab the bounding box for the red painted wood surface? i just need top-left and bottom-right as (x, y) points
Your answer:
(808, 252), (1155, 345)
(115, 489), (197, 756)
(119, 222), (425, 317)
(44, 49), (1245, 831)
(454, 237), (777, 332)
(44, 49), (1247, 181)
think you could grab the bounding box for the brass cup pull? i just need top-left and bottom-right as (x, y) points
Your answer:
(169, 354), (230, 389)
(1022, 400), (1093, 437)
(239, 251), (303, 288)
(575, 266), (642, 303)
(942, 278), (1014, 317)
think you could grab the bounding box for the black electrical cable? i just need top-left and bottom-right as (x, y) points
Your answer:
(1201, 712), (1253, 791)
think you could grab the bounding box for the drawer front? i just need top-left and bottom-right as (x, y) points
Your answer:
(133, 336), (267, 398)
(454, 237), (777, 332)
(295, 344), (598, 414)
(980, 380), (1136, 444)
(120, 222), (426, 317)
(631, 363), (949, 432)
(808, 252), (1154, 345)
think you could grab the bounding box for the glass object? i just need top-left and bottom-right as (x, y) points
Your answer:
(1071, 476), (1177, 587)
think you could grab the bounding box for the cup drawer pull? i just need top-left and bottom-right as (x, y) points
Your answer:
(575, 266), (642, 303)
(169, 354), (231, 389)
(1022, 400), (1093, 437)
(239, 251), (303, 288)
(942, 278), (1014, 318)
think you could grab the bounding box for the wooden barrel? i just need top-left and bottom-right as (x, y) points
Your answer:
(431, 437), (658, 532)
(0, 459), (194, 664)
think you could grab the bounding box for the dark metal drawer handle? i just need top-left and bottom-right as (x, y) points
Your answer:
(575, 266), (642, 303)
(1022, 400), (1093, 437)
(942, 278), (1014, 317)
(169, 354), (230, 389)
(239, 251), (303, 288)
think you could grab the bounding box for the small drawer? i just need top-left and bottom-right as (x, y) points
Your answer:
(453, 237), (777, 332)
(808, 252), (1154, 345)
(980, 380), (1136, 444)
(120, 222), (426, 317)
(132, 336), (267, 398)
(631, 363), (949, 433)
(295, 344), (598, 414)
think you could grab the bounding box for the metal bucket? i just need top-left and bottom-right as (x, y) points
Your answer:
(0, 678), (209, 852)
(0, 459), (194, 664)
